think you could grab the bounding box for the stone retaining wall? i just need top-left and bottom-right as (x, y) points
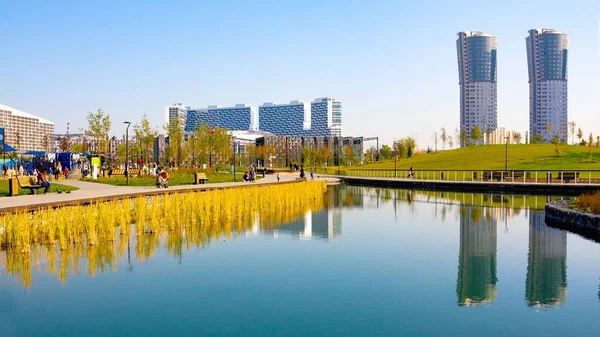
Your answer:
(545, 200), (600, 241)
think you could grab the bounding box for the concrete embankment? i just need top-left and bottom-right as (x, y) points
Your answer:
(337, 176), (600, 196)
(545, 200), (600, 242)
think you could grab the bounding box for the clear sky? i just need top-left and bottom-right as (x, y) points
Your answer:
(1, 0), (598, 148)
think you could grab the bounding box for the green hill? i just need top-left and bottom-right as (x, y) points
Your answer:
(353, 144), (600, 171)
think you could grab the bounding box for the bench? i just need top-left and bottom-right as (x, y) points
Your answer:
(195, 172), (209, 184)
(110, 168), (141, 177)
(17, 177), (47, 194)
(558, 172), (579, 183)
(482, 171), (506, 181)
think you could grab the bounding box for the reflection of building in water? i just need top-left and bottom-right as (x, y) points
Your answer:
(526, 210), (567, 307)
(457, 206), (498, 306)
(274, 208), (342, 241)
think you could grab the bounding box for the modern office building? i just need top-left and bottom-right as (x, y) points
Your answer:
(311, 97), (342, 137)
(526, 29), (568, 143)
(526, 210), (567, 307)
(457, 205), (498, 306)
(0, 104), (54, 151)
(171, 97), (341, 137)
(258, 100), (312, 136)
(457, 31), (498, 146)
(164, 103), (187, 128)
(184, 104), (258, 133)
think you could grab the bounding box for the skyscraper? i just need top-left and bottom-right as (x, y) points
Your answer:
(457, 31), (498, 146)
(164, 103), (187, 129)
(526, 29), (568, 143)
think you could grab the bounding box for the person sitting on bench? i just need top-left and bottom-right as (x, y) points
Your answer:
(37, 170), (51, 194)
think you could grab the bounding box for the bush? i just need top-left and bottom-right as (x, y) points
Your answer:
(574, 191), (600, 214)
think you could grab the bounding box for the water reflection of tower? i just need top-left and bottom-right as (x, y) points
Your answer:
(275, 207), (342, 241)
(457, 206), (498, 306)
(525, 210), (567, 307)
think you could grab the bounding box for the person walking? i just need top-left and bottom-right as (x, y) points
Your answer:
(277, 173), (280, 182)
(310, 167), (314, 180)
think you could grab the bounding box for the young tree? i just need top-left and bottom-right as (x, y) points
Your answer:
(364, 149), (372, 163)
(403, 137), (417, 157)
(470, 126), (481, 145)
(448, 136), (454, 149)
(320, 146), (332, 166)
(344, 146), (353, 165)
(545, 123), (552, 140)
(460, 130), (468, 146)
(380, 144), (392, 159)
(59, 137), (69, 152)
(597, 136), (600, 147)
(134, 114), (158, 164)
(577, 127), (584, 144)
(513, 132), (522, 144)
(454, 128), (460, 146)
(552, 134), (561, 156)
(534, 133), (543, 144)
(440, 127), (447, 150)
(394, 141), (406, 159)
(568, 121), (576, 144)
(86, 108), (111, 155)
(589, 133), (594, 149)
(165, 118), (183, 167)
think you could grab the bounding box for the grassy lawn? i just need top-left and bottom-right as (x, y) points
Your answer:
(323, 144), (600, 172)
(83, 169), (259, 187)
(0, 179), (79, 197)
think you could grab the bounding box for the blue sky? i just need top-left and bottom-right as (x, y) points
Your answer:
(1, 0), (598, 148)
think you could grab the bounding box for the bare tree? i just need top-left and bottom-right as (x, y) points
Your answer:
(440, 127), (448, 150)
(568, 121), (576, 144)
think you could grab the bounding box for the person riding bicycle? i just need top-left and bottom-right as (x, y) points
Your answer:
(408, 166), (415, 178)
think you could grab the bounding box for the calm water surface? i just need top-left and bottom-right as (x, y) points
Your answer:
(2, 186), (600, 337)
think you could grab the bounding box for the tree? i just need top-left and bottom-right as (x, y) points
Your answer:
(59, 137), (69, 152)
(403, 137), (416, 157)
(134, 114), (158, 165)
(513, 132), (522, 144)
(448, 136), (454, 149)
(165, 118), (183, 167)
(534, 133), (543, 144)
(440, 127), (447, 150)
(454, 128), (460, 146)
(460, 130), (468, 147)
(344, 146), (353, 165)
(577, 127), (584, 144)
(70, 142), (84, 153)
(301, 146), (312, 166)
(43, 134), (51, 152)
(589, 133), (594, 149)
(552, 134), (561, 156)
(568, 121), (576, 144)
(470, 126), (481, 145)
(320, 147), (332, 166)
(394, 141), (406, 159)
(597, 136), (600, 147)
(380, 145), (392, 160)
(86, 108), (111, 155)
(194, 124), (231, 169)
(545, 123), (552, 141)
(364, 149), (372, 163)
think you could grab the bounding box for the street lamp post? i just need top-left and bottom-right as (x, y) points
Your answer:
(393, 140), (397, 178)
(232, 138), (237, 182)
(505, 136), (509, 172)
(124, 121), (131, 185)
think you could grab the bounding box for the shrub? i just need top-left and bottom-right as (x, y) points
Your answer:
(574, 191), (600, 214)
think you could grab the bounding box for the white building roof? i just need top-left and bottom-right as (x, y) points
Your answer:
(0, 104), (54, 125)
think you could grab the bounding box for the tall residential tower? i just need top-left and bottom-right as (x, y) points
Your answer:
(457, 31), (498, 146)
(526, 29), (568, 143)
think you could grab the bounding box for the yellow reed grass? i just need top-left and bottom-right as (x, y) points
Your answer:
(0, 181), (327, 288)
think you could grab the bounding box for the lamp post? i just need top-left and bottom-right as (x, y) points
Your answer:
(393, 140), (397, 178)
(505, 136), (509, 172)
(124, 121), (131, 185)
(232, 138), (237, 182)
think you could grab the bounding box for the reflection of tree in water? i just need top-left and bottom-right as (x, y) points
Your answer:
(525, 210), (567, 308)
(457, 206), (498, 306)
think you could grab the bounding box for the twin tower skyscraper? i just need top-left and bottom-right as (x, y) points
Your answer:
(457, 29), (568, 146)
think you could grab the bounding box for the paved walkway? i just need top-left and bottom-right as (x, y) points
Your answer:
(0, 173), (303, 213)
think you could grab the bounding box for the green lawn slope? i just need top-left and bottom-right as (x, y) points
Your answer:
(354, 144), (600, 171)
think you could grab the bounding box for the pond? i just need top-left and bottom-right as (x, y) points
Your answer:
(1, 185), (599, 336)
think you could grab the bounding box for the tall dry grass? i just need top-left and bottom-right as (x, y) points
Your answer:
(0, 181), (327, 288)
(574, 191), (600, 214)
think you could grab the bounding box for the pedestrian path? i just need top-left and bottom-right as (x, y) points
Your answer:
(0, 173), (301, 213)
